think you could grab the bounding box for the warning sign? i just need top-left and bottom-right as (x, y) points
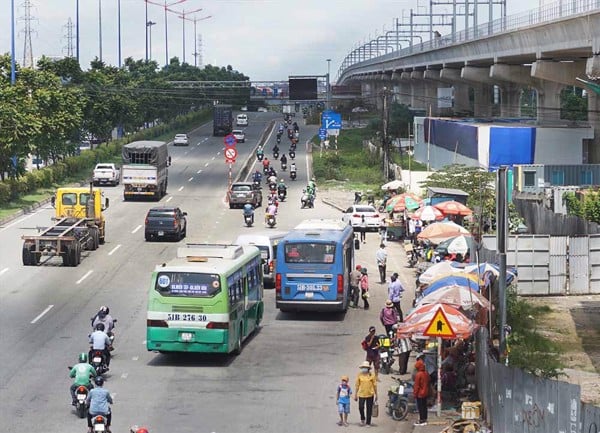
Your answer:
(224, 147), (238, 163)
(423, 307), (456, 338)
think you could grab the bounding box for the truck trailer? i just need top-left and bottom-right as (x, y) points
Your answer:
(122, 140), (170, 201)
(213, 104), (233, 136)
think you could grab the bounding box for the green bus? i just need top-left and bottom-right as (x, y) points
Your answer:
(146, 243), (264, 354)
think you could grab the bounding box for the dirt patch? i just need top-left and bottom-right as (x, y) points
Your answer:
(528, 295), (600, 404)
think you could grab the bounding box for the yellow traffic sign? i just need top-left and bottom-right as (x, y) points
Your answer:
(423, 307), (456, 338)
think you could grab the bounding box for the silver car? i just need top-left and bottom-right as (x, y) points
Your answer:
(173, 134), (189, 146)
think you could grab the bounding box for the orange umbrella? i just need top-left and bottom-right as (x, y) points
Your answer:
(397, 303), (477, 339)
(417, 221), (470, 244)
(434, 200), (473, 216)
(411, 205), (444, 222)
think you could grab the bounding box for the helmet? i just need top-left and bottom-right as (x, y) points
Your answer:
(78, 353), (88, 363)
(94, 376), (104, 386)
(280, 179), (284, 182)
(136, 429), (149, 433)
(98, 306), (109, 318)
(95, 323), (105, 332)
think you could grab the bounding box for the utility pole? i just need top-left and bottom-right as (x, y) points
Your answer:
(381, 87), (392, 180)
(192, 34), (203, 67)
(19, 0), (36, 68)
(63, 17), (75, 57)
(497, 166), (509, 364)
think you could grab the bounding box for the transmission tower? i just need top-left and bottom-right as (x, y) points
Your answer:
(193, 34), (203, 68)
(63, 18), (75, 57)
(19, 0), (37, 68)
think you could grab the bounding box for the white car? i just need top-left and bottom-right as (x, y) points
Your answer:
(236, 114), (248, 126)
(232, 129), (246, 143)
(173, 133), (189, 146)
(257, 107), (268, 112)
(342, 205), (382, 232)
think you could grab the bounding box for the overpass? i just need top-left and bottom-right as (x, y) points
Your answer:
(335, 1), (600, 159)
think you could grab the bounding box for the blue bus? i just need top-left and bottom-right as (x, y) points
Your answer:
(275, 219), (357, 312)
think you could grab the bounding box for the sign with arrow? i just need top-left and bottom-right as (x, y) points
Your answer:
(321, 111), (342, 130)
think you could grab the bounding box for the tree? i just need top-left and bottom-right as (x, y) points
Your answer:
(560, 87), (587, 121)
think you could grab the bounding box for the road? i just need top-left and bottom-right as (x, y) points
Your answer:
(0, 113), (414, 433)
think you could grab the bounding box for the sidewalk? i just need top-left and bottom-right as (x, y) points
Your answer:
(321, 187), (462, 433)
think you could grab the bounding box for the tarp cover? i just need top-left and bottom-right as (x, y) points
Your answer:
(122, 141), (168, 166)
(424, 119), (478, 160)
(488, 126), (535, 170)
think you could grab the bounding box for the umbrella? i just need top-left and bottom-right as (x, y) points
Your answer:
(464, 262), (517, 285)
(435, 235), (475, 256)
(381, 180), (404, 191)
(418, 260), (465, 284)
(417, 221), (470, 244)
(434, 200), (473, 216)
(398, 303), (477, 339)
(412, 205), (444, 222)
(422, 273), (481, 297)
(416, 284), (490, 310)
(386, 193), (422, 212)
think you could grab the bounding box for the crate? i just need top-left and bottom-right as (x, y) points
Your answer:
(461, 401), (481, 420)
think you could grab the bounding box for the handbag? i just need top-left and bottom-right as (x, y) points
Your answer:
(372, 402), (379, 418)
(361, 340), (368, 351)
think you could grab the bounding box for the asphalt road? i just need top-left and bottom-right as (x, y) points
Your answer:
(0, 113), (415, 433)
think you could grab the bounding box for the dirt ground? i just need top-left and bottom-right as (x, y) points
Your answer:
(528, 294), (600, 404)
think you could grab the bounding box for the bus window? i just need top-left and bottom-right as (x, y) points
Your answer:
(285, 242), (336, 263)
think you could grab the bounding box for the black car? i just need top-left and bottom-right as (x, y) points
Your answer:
(144, 207), (187, 241)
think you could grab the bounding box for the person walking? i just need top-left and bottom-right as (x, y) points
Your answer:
(336, 375), (352, 426)
(359, 267), (370, 310)
(380, 300), (399, 335)
(360, 215), (367, 243)
(349, 265), (362, 308)
(375, 243), (387, 284)
(413, 358), (430, 427)
(387, 273), (405, 322)
(354, 361), (378, 427)
(363, 326), (381, 378)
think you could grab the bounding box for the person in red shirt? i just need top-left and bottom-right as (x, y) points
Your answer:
(413, 358), (430, 426)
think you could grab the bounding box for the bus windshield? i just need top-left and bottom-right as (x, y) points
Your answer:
(155, 272), (221, 297)
(284, 242), (336, 264)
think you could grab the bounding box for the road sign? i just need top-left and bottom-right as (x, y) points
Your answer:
(321, 111), (342, 130)
(224, 134), (237, 147)
(224, 147), (238, 163)
(318, 128), (327, 140)
(423, 307), (457, 338)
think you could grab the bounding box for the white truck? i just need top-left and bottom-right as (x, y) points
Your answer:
(92, 163), (120, 186)
(122, 141), (170, 201)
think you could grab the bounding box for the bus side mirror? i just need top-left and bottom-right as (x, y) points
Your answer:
(354, 238), (360, 250)
(51, 196), (56, 208)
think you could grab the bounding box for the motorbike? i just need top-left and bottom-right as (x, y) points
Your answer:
(92, 414), (109, 433)
(268, 182), (277, 193)
(90, 350), (108, 376)
(266, 214), (276, 228)
(378, 333), (396, 375)
(408, 247), (421, 268)
(276, 137), (281, 145)
(257, 153), (264, 162)
(301, 193), (314, 209)
(281, 162), (287, 171)
(252, 180), (261, 190)
(277, 189), (286, 202)
(244, 213), (254, 227)
(386, 376), (413, 421)
(263, 165), (269, 175)
(74, 384), (90, 418)
(273, 150), (279, 160)
(289, 150), (295, 160)
(290, 170), (297, 181)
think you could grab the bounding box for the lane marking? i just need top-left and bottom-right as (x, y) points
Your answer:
(204, 162), (209, 167)
(188, 177), (194, 182)
(76, 270), (93, 284)
(196, 169), (203, 174)
(166, 196), (173, 203)
(121, 373), (129, 379)
(0, 267), (9, 276)
(178, 186), (184, 192)
(131, 224), (142, 234)
(132, 356), (139, 361)
(211, 156), (216, 160)
(216, 151), (221, 156)
(108, 245), (121, 256)
(31, 305), (54, 324)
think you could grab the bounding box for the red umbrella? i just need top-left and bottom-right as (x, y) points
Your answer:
(397, 303), (477, 339)
(434, 200), (473, 216)
(411, 205), (444, 222)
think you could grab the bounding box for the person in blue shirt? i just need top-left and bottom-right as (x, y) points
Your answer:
(243, 203), (254, 224)
(252, 170), (262, 184)
(336, 375), (352, 426)
(86, 376), (113, 432)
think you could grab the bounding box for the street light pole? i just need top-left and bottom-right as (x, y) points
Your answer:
(145, 0), (148, 61)
(147, 21), (156, 60)
(98, 0), (103, 62)
(11, 0), (16, 84)
(326, 58), (332, 110)
(76, 0), (80, 64)
(118, 0), (122, 67)
(175, 10), (210, 66)
(146, 0), (188, 67)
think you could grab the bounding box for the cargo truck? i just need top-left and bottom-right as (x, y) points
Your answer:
(21, 185), (109, 267)
(122, 140), (170, 201)
(213, 104), (233, 136)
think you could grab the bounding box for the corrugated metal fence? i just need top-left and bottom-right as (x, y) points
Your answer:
(479, 235), (600, 295)
(475, 328), (600, 433)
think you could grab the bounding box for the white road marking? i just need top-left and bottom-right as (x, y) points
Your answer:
(31, 305), (54, 324)
(204, 162), (209, 167)
(196, 169), (203, 174)
(142, 340), (147, 345)
(108, 245), (121, 256)
(188, 177), (194, 182)
(132, 356), (139, 361)
(216, 151), (221, 156)
(76, 270), (93, 284)
(178, 186), (184, 192)
(166, 196), (173, 203)
(121, 373), (129, 379)
(0, 267), (9, 276)
(211, 156), (216, 160)
(131, 224), (142, 234)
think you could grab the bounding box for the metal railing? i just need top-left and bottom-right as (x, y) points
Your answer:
(337, 0), (600, 82)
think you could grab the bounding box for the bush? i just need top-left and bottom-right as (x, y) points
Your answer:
(0, 183), (10, 204)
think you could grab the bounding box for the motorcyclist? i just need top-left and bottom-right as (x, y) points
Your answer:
(280, 153), (287, 166)
(243, 203), (255, 224)
(86, 376), (113, 433)
(268, 166), (277, 179)
(308, 177), (317, 197)
(272, 145), (280, 157)
(69, 353), (97, 406)
(91, 306), (114, 334)
(252, 170), (262, 184)
(262, 157), (270, 171)
(306, 183), (316, 197)
(290, 162), (297, 174)
(293, 121), (299, 132)
(265, 202), (278, 224)
(256, 146), (264, 159)
(89, 323), (112, 369)
(277, 179), (287, 198)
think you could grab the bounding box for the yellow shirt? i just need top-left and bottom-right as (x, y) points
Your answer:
(355, 373), (377, 398)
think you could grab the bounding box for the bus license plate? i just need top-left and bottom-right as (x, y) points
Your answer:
(180, 332), (193, 342)
(158, 231), (164, 236)
(304, 292), (313, 298)
(298, 283), (325, 291)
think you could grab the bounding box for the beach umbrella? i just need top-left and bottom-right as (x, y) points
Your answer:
(418, 260), (465, 284)
(464, 262), (517, 285)
(422, 273), (481, 297)
(381, 180), (404, 191)
(398, 303), (476, 339)
(435, 235), (475, 255)
(416, 284), (490, 310)
(434, 200), (473, 216)
(412, 205), (444, 222)
(417, 221), (470, 244)
(386, 193), (422, 212)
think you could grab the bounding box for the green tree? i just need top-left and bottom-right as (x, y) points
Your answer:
(560, 87), (587, 121)
(388, 102), (414, 139)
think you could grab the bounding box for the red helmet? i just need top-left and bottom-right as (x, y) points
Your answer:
(136, 428), (149, 433)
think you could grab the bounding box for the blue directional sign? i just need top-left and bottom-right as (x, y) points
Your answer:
(321, 111), (342, 130)
(318, 128), (327, 140)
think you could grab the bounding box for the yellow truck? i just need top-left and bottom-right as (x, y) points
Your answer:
(22, 184), (109, 266)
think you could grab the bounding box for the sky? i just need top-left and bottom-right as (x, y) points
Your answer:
(0, 0), (540, 82)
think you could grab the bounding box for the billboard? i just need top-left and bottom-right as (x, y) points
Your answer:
(289, 78), (317, 101)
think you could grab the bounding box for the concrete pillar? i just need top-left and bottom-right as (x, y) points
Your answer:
(424, 80), (439, 116)
(453, 84), (470, 115)
(500, 84), (522, 117)
(587, 55), (600, 78)
(473, 84), (494, 117)
(410, 71), (426, 110)
(588, 91), (600, 163)
(397, 80), (412, 106)
(536, 81), (564, 123)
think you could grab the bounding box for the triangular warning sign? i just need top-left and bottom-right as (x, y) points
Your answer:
(423, 307), (456, 338)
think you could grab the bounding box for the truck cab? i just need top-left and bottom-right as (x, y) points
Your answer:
(52, 187), (109, 243)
